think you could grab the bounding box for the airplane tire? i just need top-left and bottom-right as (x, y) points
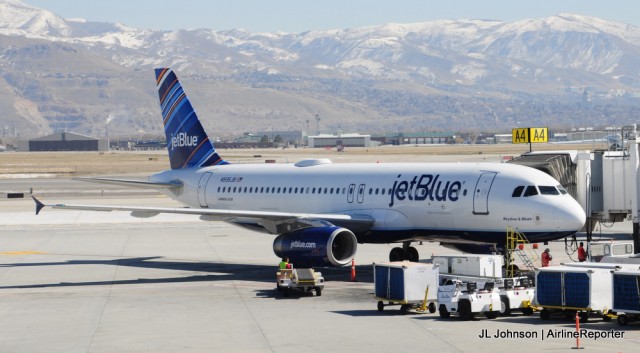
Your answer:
(406, 247), (419, 262)
(389, 247), (404, 262)
(377, 301), (384, 312)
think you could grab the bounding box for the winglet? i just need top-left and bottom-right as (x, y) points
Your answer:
(32, 196), (45, 215)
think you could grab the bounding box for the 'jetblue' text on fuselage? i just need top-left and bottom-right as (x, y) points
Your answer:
(389, 174), (463, 207)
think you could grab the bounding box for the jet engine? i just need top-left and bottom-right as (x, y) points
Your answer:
(273, 226), (357, 267)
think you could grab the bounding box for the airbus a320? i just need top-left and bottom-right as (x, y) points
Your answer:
(34, 68), (586, 267)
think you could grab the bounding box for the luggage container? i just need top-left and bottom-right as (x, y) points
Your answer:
(612, 269), (640, 326)
(374, 261), (439, 314)
(535, 265), (613, 322)
(433, 254), (503, 277)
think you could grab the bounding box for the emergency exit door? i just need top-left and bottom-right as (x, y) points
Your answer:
(473, 172), (497, 215)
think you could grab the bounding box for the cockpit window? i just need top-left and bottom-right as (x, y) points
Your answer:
(557, 185), (568, 195)
(512, 186), (524, 197)
(523, 185), (538, 197)
(539, 185), (560, 195)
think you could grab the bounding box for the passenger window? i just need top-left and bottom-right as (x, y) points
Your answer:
(539, 186), (559, 195)
(512, 186), (524, 197)
(381, 188), (385, 195)
(368, 188), (373, 195)
(523, 186), (538, 197)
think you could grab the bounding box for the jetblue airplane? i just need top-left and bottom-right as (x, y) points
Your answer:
(33, 68), (586, 267)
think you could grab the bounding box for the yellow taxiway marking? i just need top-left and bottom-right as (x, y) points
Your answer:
(0, 251), (46, 255)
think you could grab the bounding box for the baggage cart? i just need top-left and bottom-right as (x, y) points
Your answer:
(535, 265), (613, 322)
(374, 261), (439, 314)
(612, 269), (640, 326)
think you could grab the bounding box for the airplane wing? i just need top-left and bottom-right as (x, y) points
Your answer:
(72, 177), (182, 190)
(32, 197), (374, 234)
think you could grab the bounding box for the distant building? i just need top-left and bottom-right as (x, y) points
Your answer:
(494, 134), (513, 144)
(256, 130), (305, 146)
(18, 132), (108, 152)
(373, 132), (455, 145)
(308, 133), (371, 148)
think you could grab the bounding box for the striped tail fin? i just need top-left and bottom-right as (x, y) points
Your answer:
(154, 68), (228, 169)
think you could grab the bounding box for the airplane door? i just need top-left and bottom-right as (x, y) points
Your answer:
(473, 172), (497, 215)
(357, 184), (366, 203)
(347, 184), (356, 203)
(197, 172), (213, 208)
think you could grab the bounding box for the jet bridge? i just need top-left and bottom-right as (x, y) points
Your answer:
(507, 128), (640, 253)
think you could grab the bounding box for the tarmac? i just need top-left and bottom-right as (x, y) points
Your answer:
(1, 179), (639, 353)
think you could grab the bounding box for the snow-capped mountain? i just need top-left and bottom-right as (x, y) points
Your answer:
(1, 0), (639, 139)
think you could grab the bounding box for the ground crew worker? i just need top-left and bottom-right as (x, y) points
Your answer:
(577, 242), (586, 262)
(541, 248), (552, 267)
(279, 257), (289, 270)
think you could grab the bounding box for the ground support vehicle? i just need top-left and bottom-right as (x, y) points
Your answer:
(276, 268), (324, 296)
(374, 261), (439, 314)
(496, 277), (536, 316)
(535, 265), (614, 322)
(439, 274), (536, 316)
(437, 279), (501, 320)
(612, 269), (640, 326)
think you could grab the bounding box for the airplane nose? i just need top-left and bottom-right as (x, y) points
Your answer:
(556, 200), (586, 231)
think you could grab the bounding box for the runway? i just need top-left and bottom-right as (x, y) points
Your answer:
(1, 185), (639, 352)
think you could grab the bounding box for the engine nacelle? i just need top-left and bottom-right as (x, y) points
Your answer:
(273, 226), (357, 267)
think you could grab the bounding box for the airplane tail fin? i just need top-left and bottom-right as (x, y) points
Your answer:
(154, 68), (228, 169)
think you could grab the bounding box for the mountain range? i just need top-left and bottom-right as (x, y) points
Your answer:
(1, 0), (640, 140)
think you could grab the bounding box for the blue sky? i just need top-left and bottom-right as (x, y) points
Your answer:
(25, 0), (640, 32)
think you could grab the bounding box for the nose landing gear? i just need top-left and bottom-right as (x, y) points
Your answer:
(389, 242), (420, 262)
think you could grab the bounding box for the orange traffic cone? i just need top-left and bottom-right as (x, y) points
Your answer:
(351, 259), (356, 282)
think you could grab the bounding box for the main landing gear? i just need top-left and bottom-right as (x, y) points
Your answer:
(389, 242), (419, 262)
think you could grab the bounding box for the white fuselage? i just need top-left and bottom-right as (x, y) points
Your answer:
(150, 160), (586, 245)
